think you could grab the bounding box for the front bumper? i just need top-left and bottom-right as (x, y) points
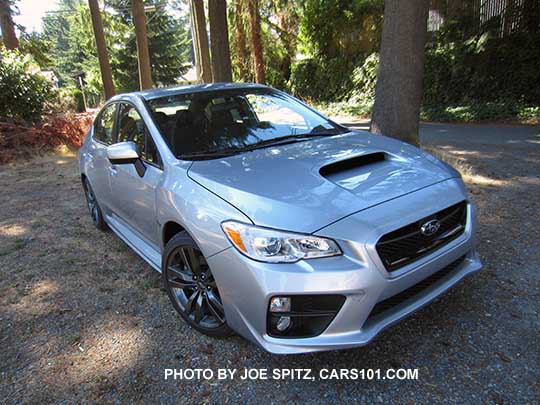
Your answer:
(207, 178), (482, 354)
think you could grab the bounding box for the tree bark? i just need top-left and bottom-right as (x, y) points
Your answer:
(190, 0), (212, 83)
(0, 0), (18, 50)
(247, 0), (264, 83)
(88, 0), (115, 100)
(132, 0), (153, 90)
(189, 0), (202, 82)
(208, 0), (232, 82)
(370, 0), (430, 146)
(233, 0), (250, 81)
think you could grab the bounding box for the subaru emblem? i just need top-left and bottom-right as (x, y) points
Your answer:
(420, 219), (440, 236)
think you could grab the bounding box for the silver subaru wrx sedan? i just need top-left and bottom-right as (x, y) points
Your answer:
(79, 83), (482, 354)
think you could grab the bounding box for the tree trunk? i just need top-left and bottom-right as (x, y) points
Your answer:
(234, 0), (250, 81)
(247, 0), (264, 83)
(208, 0), (232, 82)
(132, 0), (153, 90)
(370, 0), (430, 146)
(0, 0), (18, 50)
(190, 0), (212, 83)
(189, 0), (202, 82)
(88, 0), (115, 100)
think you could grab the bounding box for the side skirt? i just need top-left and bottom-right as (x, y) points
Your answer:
(105, 214), (162, 273)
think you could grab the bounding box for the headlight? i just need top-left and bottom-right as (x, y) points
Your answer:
(221, 221), (341, 263)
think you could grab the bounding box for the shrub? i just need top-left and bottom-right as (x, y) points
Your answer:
(0, 50), (55, 121)
(423, 32), (540, 105)
(0, 112), (93, 164)
(349, 52), (379, 102)
(73, 89), (86, 113)
(290, 57), (359, 102)
(420, 102), (540, 123)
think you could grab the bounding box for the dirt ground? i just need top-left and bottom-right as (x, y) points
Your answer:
(1, 124), (539, 403)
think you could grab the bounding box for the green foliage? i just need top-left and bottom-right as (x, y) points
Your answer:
(349, 52), (378, 102)
(290, 0), (383, 101)
(73, 89), (86, 112)
(300, 0), (383, 58)
(18, 31), (53, 69)
(290, 57), (358, 101)
(108, 0), (192, 92)
(290, 52), (378, 104)
(421, 102), (540, 123)
(42, 1), (109, 102)
(228, 0), (300, 90)
(424, 31), (540, 105)
(41, 0), (192, 102)
(0, 50), (54, 121)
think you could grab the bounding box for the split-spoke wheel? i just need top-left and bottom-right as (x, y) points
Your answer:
(163, 232), (232, 337)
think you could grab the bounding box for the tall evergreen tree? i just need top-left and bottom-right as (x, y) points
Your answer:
(247, 0), (264, 83)
(108, 0), (192, 91)
(42, 0), (192, 95)
(88, 0), (115, 99)
(132, 0), (152, 89)
(190, 0), (212, 83)
(208, 0), (232, 82)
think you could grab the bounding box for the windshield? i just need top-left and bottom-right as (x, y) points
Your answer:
(145, 89), (347, 159)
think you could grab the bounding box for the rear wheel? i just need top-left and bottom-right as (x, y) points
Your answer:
(83, 177), (107, 231)
(162, 232), (232, 337)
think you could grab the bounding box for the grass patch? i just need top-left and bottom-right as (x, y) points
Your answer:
(0, 238), (28, 256)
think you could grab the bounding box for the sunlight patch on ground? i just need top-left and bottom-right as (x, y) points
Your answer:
(0, 223), (29, 237)
(462, 173), (509, 187)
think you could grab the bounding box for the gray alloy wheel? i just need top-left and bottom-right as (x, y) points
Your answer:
(163, 232), (233, 337)
(83, 178), (107, 231)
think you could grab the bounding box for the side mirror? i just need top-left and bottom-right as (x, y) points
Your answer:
(107, 141), (146, 177)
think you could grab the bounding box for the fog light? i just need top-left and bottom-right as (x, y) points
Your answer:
(276, 316), (291, 332)
(270, 297), (291, 313)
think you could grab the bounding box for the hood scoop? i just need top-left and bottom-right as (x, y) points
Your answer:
(319, 152), (386, 177)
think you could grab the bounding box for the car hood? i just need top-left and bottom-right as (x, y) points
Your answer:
(187, 131), (459, 233)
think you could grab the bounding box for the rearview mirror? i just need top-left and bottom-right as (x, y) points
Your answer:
(107, 141), (146, 177)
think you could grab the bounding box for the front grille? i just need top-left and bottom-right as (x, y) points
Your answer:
(367, 255), (466, 321)
(376, 201), (467, 272)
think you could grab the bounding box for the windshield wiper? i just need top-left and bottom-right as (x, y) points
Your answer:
(179, 132), (340, 160)
(178, 148), (242, 160)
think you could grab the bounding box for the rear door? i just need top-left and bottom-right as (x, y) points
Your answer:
(108, 102), (163, 247)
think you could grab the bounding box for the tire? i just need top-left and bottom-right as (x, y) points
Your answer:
(162, 231), (233, 337)
(83, 177), (108, 231)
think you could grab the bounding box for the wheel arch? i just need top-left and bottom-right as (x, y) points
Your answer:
(81, 173), (88, 189)
(162, 220), (187, 247)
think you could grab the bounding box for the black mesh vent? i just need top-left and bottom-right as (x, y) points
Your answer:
(367, 255), (466, 321)
(376, 201), (467, 272)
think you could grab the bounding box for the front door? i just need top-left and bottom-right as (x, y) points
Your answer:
(108, 103), (164, 248)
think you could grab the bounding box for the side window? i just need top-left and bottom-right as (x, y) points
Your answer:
(117, 103), (161, 167)
(94, 103), (117, 144)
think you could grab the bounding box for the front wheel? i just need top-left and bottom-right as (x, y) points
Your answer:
(162, 232), (233, 337)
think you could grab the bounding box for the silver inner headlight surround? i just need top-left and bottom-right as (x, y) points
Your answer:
(221, 221), (342, 263)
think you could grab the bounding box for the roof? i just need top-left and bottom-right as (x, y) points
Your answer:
(132, 82), (270, 101)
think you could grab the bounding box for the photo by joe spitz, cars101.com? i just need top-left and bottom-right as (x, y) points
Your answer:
(79, 83), (482, 354)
